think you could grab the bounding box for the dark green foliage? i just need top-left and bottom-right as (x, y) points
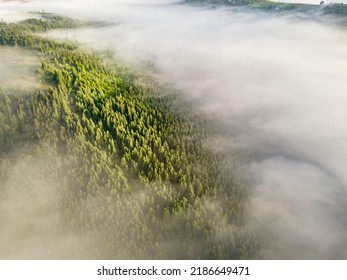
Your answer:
(185, 0), (320, 13)
(0, 14), (79, 48)
(0, 16), (257, 259)
(324, 3), (347, 16)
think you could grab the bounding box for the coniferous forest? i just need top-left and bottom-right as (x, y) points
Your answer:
(0, 15), (257, 259)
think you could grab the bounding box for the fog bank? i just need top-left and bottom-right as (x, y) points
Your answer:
(1, 0), (347, 259)
(0, 46), (41, 93)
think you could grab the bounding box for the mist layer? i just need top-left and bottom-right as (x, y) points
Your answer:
(1, 0), (347, 259)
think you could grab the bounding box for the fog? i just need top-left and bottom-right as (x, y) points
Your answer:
(0, 46), (42, 93)
(1, 0), (347, 259)
(0, 147), (92, 259)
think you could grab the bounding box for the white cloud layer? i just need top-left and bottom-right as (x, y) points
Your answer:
(1, 0), (347, 259)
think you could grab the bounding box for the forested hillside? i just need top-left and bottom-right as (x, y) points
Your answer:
(0, 15), (257, 259)
(185, 0), (347, 16)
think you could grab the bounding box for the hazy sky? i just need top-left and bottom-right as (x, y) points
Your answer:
(1, 0), (347, 259)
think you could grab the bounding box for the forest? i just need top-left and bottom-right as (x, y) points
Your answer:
(0, 15), (257, 259)
(185, 0), (347, 16)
